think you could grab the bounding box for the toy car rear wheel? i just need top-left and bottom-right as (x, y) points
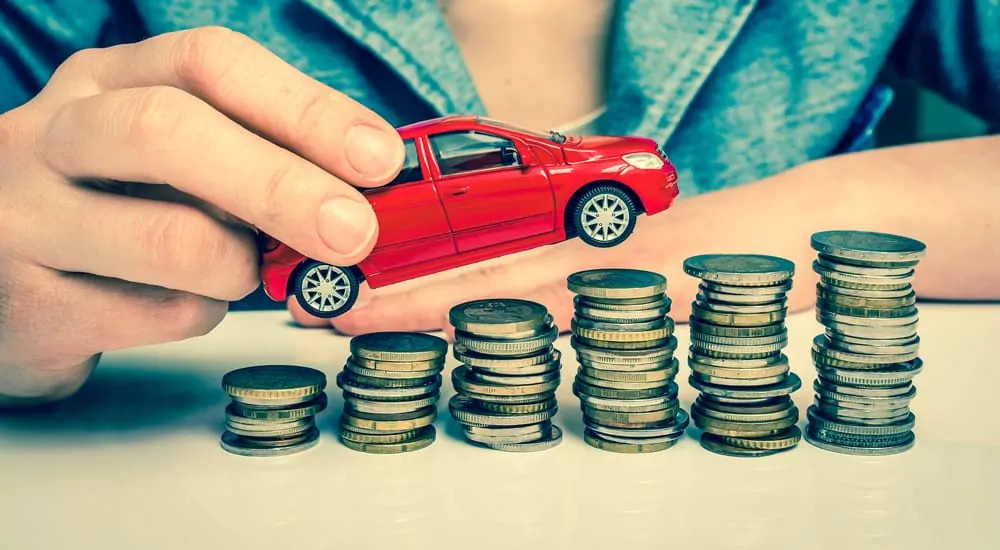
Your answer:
(290, 260), (360, 318)
(571, 185), (638, 247)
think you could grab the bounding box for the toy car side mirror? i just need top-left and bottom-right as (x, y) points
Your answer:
(500, 146), (521, 166)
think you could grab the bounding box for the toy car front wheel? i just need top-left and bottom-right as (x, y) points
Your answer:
(290, 260), (361, 318)
(571, 185), (638, 247)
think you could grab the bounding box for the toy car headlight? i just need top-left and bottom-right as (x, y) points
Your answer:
(622, 152), (665, 169)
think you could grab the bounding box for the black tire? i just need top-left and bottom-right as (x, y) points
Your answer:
(570, 185), (638, 248)
(289, 260), (361, 318)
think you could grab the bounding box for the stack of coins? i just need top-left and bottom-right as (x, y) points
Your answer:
(336, 332), (447, 454)
(447, 298), (564, 452)
(220, 365), (327, 457)
(805, 230), (926, 455)
(567, 268), (688, 453)
(682, 254), (803, 457)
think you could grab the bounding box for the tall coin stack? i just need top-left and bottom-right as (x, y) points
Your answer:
(448, 298), (564, 452)
(682, 255), (803, 457)
(567, 269), (688, 453)
(805, 230), (926, 455)
(336, 332), (447, 454)
(220, 365), (327, 457)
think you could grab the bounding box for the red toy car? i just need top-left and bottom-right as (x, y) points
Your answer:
(259, 116), (679, 318)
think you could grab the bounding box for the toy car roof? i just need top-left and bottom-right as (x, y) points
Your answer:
(396, 115), (481, 134)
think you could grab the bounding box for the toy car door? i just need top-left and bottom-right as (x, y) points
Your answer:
(360, 137), (457, 272)
(429, 129), (555, 253)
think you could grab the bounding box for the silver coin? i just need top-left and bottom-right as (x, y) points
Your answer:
(688, 372), (801, 400)
(806, 406), (914, 436)
(350, 332), (449, 362)
(467, 368), (561, 386)
(817, 280), (914, 298)
(483, 425), (563, 452)
(573, 316), (668, 332)
(805, 430), (914, 455)
(825, 331), (918, 347)
(567, 269), (667, 299)
(814, 359), (923, 386)
(343, 394), (439, 414)
(825, 336), (920, 356)
(585, 410), (689, 438)
(227, 393), (328, 421)
(814, 262), (915, 287)
(698, 285), (787, 305)
(819, 315), (919, 339)
(448, 298), (550, 336)
(455, 324), (558, 356)
(220, 427), (320, 457)
(702, 280), (793, 295)
(695, 296), (788, 314)
(815, 379), (913, 398)
(815, 255), (916, 276)
(575, 305), (669, 323)
(575, 295), (671, 312)
(683, 254), (795, 286)
(810, 230), (926, 264)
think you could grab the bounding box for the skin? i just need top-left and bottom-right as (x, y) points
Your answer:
(0, 27), (405, 406)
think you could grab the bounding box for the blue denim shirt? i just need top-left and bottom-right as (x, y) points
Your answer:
(2, 0), (998, 308)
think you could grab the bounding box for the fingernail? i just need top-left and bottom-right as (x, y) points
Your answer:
(345, 124), (403, 180)
(317, 196), (377, 255)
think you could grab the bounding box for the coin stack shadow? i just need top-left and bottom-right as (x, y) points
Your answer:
(221, 365), (327, 457)
(448, 298), (564, 452)
(568, 268), (688, 453)
(336, 332), (447, 454)
(683, 254), (803, 457)
(805, 230), (926, 455)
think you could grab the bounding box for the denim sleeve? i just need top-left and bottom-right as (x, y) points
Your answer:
(0, 1), (112, 114)
(889, 0), (1000, 124)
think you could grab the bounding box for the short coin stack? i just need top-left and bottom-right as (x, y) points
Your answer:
(682, 255), (803, 457)
(220, 365), (327, 457)
(336, 332), (447, 454)
(567, 269), (688, 453)
(448, 298), (564, 452)
(806, 230), (926, 455)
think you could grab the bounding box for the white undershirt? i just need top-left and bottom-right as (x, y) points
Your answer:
(552, 105), (607, 135)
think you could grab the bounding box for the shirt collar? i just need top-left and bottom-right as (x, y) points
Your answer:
(603, 0), (758, 144)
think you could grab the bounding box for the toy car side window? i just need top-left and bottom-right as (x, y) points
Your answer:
(387, 139), (424, 186)
(429, 131), (515, 176)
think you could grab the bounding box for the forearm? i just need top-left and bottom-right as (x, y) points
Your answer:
(661, 135), (1000, 314)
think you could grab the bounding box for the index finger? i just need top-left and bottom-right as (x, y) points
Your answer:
(52, 26), (404, 188)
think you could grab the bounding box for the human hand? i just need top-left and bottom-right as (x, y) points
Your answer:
(289, 213), (699, 339)
(0, 27), (404, 406)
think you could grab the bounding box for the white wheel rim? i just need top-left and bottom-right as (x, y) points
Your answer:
(581, 193), (630, 242)
(300, 264), (352, 312)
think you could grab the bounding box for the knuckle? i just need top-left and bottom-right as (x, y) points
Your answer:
(140, 207), (221, 278)
(157, 293), (224, 339)
(0, 262), (43, 346)
(172, 26), (251, 92)
(281, 90), (334, 142)
(140, 207), (257, 300)
(112, 86), (192, 146)
(51, 48), (103, 81)
(256, 159), (302, 225)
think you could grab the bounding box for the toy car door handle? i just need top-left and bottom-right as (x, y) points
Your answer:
(449, 186), (470, 196)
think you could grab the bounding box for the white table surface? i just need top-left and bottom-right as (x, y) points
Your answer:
(1, 303), (997, 549)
